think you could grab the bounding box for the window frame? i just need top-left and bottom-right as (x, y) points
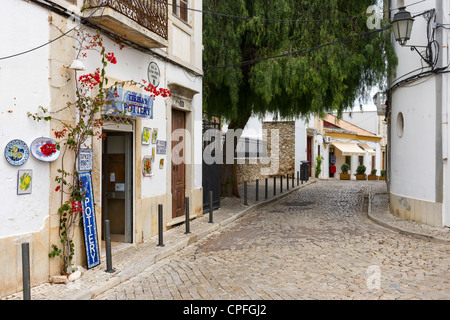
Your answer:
(172, 0), (189, 23)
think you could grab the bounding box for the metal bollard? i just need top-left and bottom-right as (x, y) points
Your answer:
(104, 220), (115, 273)
(273, 176), (276, 196)
(287, 174), (289, 190)
(280, 175), (283, 193)
(185, 197), (191, 234)
(292, 173), (295, 188)
(244, 181), (248, 205)
(158, 204), (165, 247)
(265, 178), (268, 199)
(297, 171), (300, 186)
(22, 242), (31, 300)
(255, 179), (259, 201)
(209, 191), (214, 223)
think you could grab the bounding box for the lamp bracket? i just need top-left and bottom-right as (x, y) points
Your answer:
(403, 45), (433, 66)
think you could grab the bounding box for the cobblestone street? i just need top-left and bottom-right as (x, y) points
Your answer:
(94, 180), (450, 300)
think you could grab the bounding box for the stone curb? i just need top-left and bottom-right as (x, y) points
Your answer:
(60, 180), (316, 300)
(367, 192), (450, 245)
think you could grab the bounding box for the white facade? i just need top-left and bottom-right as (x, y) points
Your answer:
(388, 0), (449, 227)
(0, 0), (51, 238)
(0, 0), (203, 297)
(306, 114), (383, 179)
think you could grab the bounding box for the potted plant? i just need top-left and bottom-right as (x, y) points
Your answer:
(356, 164), (367, 180)
(368, 168), (378, 180)
(379, 169), (386, 180)
(340, 163), (351, 180)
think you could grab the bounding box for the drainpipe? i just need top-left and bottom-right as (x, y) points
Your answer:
(438, 1), (449, 226)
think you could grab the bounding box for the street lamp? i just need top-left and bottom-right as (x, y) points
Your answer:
(68, 59), (86, 71)
(391, 7), (414, 46)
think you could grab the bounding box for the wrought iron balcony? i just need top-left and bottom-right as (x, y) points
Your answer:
(84, 0), (168, 48)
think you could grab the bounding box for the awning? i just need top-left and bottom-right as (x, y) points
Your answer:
(358, 143), (376, 155)
(332, 141), (365, 156)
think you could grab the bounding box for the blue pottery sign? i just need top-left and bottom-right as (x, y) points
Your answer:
(79, 172), (100, 269)
(105, 87), (153, 119)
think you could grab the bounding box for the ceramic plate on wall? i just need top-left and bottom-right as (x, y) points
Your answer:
(4, 139), (29, 166)
(30, 137), (60, 162)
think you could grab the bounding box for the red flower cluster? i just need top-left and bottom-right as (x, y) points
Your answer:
(105, 52), (117, 64)
(79, 69), (101, 89)
(41, 142), (57, 156)
(71, 200), (83, 213)
(142, 80), (172, 98)
(53, 128), (67, 139)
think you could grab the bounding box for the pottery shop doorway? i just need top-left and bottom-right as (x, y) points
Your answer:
(102, 131), (133, 244)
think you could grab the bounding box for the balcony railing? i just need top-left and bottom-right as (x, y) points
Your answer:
(84, 0), (168, 40)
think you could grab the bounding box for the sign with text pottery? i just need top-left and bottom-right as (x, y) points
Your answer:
(79, 172), (100, 269)
(105, 87), (154, 119)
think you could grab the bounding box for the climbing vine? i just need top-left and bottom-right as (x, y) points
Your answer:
(28, 29), (170, 274)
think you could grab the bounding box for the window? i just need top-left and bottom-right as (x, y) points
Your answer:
(173, 0), (189, 23)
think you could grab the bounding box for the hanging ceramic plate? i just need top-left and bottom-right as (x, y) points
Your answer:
(30, 137), (60, 162)
(4, 139), (29, 166)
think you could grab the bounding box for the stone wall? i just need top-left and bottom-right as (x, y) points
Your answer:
(236, 121), (296, 184)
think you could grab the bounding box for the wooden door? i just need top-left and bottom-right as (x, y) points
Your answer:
(171, 109), (186, 219)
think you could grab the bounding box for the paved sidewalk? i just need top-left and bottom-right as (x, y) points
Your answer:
(2, 178), (449, 300)
(2, 178), (315, 300)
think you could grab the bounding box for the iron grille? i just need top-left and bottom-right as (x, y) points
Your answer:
(85, 0), (169, 40)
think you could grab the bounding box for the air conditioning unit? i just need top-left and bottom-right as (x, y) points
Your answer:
(324, 136), (331, 144)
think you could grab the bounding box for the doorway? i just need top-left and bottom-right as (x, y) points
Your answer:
(102, 131), (133, 243)
(171, 109), (186, 219)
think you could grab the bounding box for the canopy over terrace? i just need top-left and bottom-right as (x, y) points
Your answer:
(331, 141), (365, 156)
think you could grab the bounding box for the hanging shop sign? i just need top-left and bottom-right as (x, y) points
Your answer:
(4, 139), (29, 166)
(147, 61), (160, 87)
(78, 148), (93, 171)
(79, 172), (101, 269)
(105, 87), (154, 119)
(30, 137), (60, 162)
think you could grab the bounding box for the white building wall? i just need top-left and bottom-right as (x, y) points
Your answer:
(390, 0), (438, 202)
(295, 119), (307, 173)
(389, 0), (448, 227)
(0, 0), (51, 238)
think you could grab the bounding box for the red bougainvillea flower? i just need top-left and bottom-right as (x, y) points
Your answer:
(41, 142), (57, 156)
(142, 81), (172, 99)
(79, 70), (101, 89)
(71, 200), (83, 213)
(106, 52), (117, 64)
